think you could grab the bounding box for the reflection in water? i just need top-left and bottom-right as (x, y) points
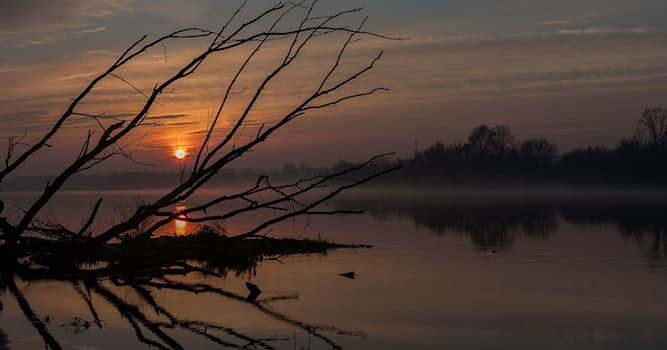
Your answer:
(175, 203), (188, 236)
(334, 194), (667, 260)
(175, 219), (187, 236)
(0, 329), (8, 350)
(3, 191), (667, 349)
(560, 203), (667, 262)
(0, 257), (361, 350)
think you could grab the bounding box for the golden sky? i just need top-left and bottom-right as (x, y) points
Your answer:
(1, 0), (667, 175)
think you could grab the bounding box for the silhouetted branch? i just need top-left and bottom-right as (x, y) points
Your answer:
(72, 282), (103, 328)
(93, 283), (185, 350)
(144, 278), (357, 349)
(0, 28), (216, 184)
(72, 2), (395, 246)
(141, 154), (398, 240)
(0, 10), (398, 320)
(78, 198), (103, 237)
(7, 279), (62, 350)
(5, 130), (28, 168)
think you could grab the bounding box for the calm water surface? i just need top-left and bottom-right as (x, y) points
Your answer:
(1, 189), (667, 349)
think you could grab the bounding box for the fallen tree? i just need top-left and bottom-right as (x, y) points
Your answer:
(0, 0), (401, 261)
(1, 233), (369, 350)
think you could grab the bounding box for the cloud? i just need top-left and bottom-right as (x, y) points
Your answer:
(0, 110), (51, 135)
(540, 20), (573, 25)
(15, 34), (68, 47)
(0, 0), (79, 32)
(554, 27), (655, 36)
(0, 0), (132, 33)
(72, 26), (107, 34)
(0, 110), (49, 121)
(16, 40), (47, 47)
(2, 12), (667, 170)
(159, 121), (200, 127)
(58, 72), (98, 81)
(146, 114), (190, 121)
(538, 10), (602, 26)
(144, 114), (200, 127)
(430, 26), (658, 47)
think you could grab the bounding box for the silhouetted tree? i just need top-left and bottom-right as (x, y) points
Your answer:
(520, 138), (557, 165)
(398, 115), (667, 186)
(636, 108), (667, 149)
(467, 124), (515, 157)
(0, 1), (401, 258)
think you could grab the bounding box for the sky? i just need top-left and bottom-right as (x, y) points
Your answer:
(1, 0), (667, 175)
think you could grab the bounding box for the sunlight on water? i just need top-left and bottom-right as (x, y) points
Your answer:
(175, 203), (187, 236)
(175, 218), (187, 236)
(2, 190), (667, 349)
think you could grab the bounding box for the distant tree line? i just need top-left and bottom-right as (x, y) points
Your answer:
(4, 109), (664, 191)
(275, 109), (667, 187)
(393, 108), (667, 186)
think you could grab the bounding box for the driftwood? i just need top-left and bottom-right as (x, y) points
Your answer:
(0, 233), (368, 350)
(0, 3), (401, 347)
(0, 0), (402, 259)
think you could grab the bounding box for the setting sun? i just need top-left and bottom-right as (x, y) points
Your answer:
(4, 1), (667, 349)
(174, 149), (186, 160)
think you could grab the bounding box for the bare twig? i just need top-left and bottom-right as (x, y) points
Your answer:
(1, 1), (399, 260)
(78, 198), (103, 236)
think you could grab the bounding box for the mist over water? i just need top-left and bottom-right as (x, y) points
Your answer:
(334, 187), (667, 260)
(2, 0), (666, 347)
(2, 188), (667, 349)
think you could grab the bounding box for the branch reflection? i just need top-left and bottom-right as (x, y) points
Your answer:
(0, 253), (364, 350)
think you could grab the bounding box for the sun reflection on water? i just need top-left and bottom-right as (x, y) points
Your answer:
(175, 204), (187, 236)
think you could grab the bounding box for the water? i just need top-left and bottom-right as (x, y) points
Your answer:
(1, 189), (667, 349)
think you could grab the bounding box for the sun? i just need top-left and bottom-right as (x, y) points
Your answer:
(174, 148), (186, 160)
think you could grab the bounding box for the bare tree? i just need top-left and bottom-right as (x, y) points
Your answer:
(0, 1), (402, 256)
(519, 138), (558, 164)
(467, 124), (515, 156)
(636, 108), (667, 149)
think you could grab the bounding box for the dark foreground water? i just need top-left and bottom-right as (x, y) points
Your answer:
(1, 189), (667, 349)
